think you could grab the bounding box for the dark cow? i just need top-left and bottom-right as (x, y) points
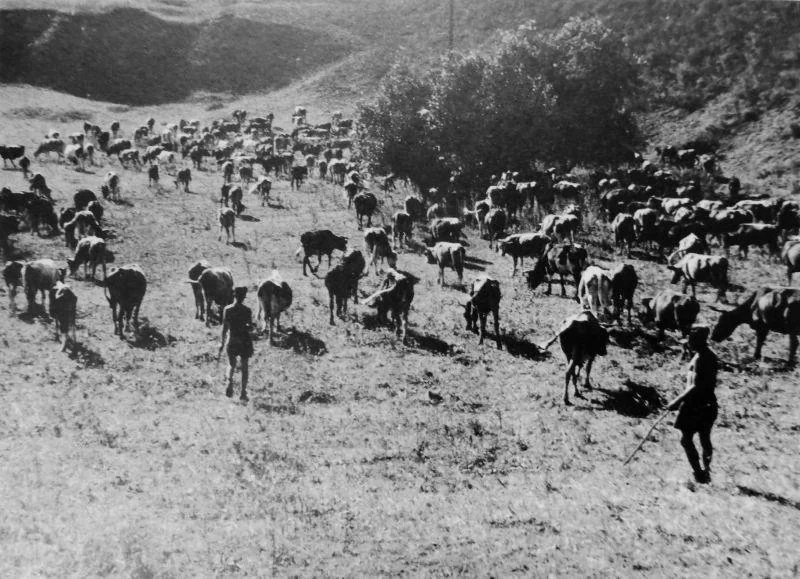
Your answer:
(24, 259), (66, 311)
(707, 208), (753, 244)
(0, 214), (21, 253)
(0, 145), (25, 168)
(2, 260), (24, 308)
(218, 208), (236, 243)
(148, 165), (159, 187)
(29, 173), (50, 198)
(640, 290), (700, 344)
(26, 196), (59, 235)
(175, 168), (192, 192)
(19, 156), (30, 179)
(425, 241), (465, 285)
(612, 213), (637, 256)
(221, 160), (234, 183)
(67, 236), (107, 280)
(430, 217), (465, 243)
(187, 263), (234, 326)
(463, 275), (502, 348)
(712, 287), (800, 364)
(353, 192), (378, 230)
(610, 263), (638, 324)
(777, 202), (800, 237)
(484, 208), (507, 249)
(324, 249), (366, 325)
(525, 243), (588, 298)
(669, 253), (729, 302)
(256, 270), (293, 344)
(290, 165), (308, 190)
(498, 232), (550, 276)
(189, 146), (208, 170)
(404, 196), (425, 221)
(297, 230), (348, 276)
(363, 268), (419, 342)
(722, 223), (781, 259)
(344, 181), (360, 208)
(105, 139), (132, 158)
(392, 211), (413, 248)
(104, 264), (147, 338)
(101, 172), (120, 201)
(49, 281), (78, 352)
(74, 189), (97, 210)
(363, 227), (397, 275)
(541, 311), (609, 405)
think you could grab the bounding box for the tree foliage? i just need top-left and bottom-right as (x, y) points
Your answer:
(356, 17), (643, 195)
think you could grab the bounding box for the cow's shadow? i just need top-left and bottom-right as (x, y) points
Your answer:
(69, 342), (106, 368)
(17, 303), (50, 323)
(237, 214), (260, 222)
(627, 249), (665, 263)
(406, 328), (452, 354)
(595, 380), (665, 418)
(503, 332), (551, 361)
(230, 241), (249, 250)
(129, 321), (176, 350)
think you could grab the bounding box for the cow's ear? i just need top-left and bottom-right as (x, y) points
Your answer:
(58, 268), (67, 282)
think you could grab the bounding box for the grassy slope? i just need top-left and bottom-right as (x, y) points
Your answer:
(0, 85), (799, 575)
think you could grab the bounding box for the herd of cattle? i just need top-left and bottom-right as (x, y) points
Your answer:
(1, 107), (799, 405)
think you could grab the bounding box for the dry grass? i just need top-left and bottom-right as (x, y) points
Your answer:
(0, 84), (799, 575)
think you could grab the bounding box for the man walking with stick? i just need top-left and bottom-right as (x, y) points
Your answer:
(666, 326), (719, 483)
(219, 286), (254, 402)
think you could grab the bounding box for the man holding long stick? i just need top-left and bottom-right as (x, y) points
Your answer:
(667, 326), (719, 484)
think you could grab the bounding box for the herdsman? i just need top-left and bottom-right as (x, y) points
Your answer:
(219, 286), (253, 402)
(667, 326), (719, 483)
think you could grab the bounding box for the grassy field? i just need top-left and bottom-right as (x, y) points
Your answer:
(1, 84), (799, 576)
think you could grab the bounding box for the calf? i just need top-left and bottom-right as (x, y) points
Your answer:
(67, 236), (107, 280)
(669, 253), (729, 302)
(577, 266), (614, 321)
(3, 260), (24, 308)
(484, 208), (507, 249)
(104, 264), (147, 338)
(49, 281), (77, 352)
(0, 144), (25, 168)
(353, 192), (378, 229)
(218, 208), (236, 243)
(290, 165), (308, 190)
(101, 172), (120, 201)
(324, 249), (366, 325)
(526, 243), (588, 298)
(187, 263), (234, 326)
(425, 242), (465, 286)
(363, 227), (397, 275)
(463, 275), (502, 348)
(610, 263), (638, 324)
(148, 165), (159, 187)
(611, 213), (636, 256)
(392, 211), (413, 248)
(256, 270), (293, 344)
(541, 311), (609, 405)
(297, 229), (348, 276)
(499, 232), (550, 276)
(640, 290), (700, 341)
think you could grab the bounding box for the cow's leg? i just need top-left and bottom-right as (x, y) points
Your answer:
(583, 356), (595, 391)
(753, 326), (768, 360)
(783, 333), (799, 365)
(493, 308), (501, 350)
(559, 272), (567, 297)
(328, 292), (335, 325)
(478, 312), (486, 345)
(205, 300), (212, 328)
(564, 360), (577, 405)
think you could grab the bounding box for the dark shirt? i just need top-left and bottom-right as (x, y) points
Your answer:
(684, 348), (718, 408)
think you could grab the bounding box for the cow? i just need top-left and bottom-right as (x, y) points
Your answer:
(3, 260), (24, 308)
(669, 253), (729, 302)
(67, 236), (107, 280)
(64, 210), (102, 247)
(188, 146), (208, 170)
(222, 185), (244, 215)
(733, 198), (782, 223)
(364, 227), (397, 275)
(186, 263), (234, 326)
(430, 217), (465, 243)
(73, 189), (97, 210)
(610, 263), (638, 324)
(640, 290), (700, 343)
(577, 266), (615, 321)
(712, 286), (800, 364)
(297, 230), (348, 276)
(541, 311), (609, 405)
(174, 168), (191, 192)
(324, 249), (366, 325)
(104, 264), (147, 338)
(290, 165), (308, 190)
(344, 181), (360, 208)
(667, 233), (709, 266)
(26, 196), (59, 235)
(662, 197), (694, 215)
(722, 223), (781, 259)
(541, 213), (579, 243)
(33, 138), (65, 159)
(777, 202), (800, 238)
(0, 145), (25, 168)
(29, 173), (50, 198)
(405, 196), (425, 221)
(0, 214), (20, 254)
(238, 163), (254, 186)
(48, 281), (77, 351)
(19, 156), (30, 179)
(525, 243), (588, 298)
(392, 211), (413, 248)
(633, 207), (661, 248)
(462, 275), (502, 348)
(707, 207), (753, 245)
(251, 176), (272, 206)
(143, 145), (163, 165)
(425, 242), (465, 286)
(498, 232), (550, 276)
(118, 148), (140, 169)
(256, 270), (293, 344)
(105, 138), (132, 158)
(218, 208), (236, 243)
(612, 213), (637, 256)
(24, 259), (65, 311)
(484, 208), (507, 249)
(363, 268), (419, 342)
(352, 192), (378, 230)
(783, 239), (800, 285)
(148, 165), (159, 187)
(101, 172), (120, 201)
(221, 159), (234, 183)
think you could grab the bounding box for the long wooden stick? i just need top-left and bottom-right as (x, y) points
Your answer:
(623, 409), (671, 465)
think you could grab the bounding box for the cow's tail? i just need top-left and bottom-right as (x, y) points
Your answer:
(539, 332), (560, 351)
(294, 245), (304, 259)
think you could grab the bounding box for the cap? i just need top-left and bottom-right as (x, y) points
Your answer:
(234, 286), (248, 299)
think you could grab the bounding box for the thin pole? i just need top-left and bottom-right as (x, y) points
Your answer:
(448, 0), (454, 52)
(623, 409), (671, 465)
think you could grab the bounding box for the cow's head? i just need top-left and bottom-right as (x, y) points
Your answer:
(2, 261), (25, 286)
(424, 248), (436, 264)
(335, 236), (348, 252)
(666, 265), (682, 284)
(525, 257), (547, 290)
